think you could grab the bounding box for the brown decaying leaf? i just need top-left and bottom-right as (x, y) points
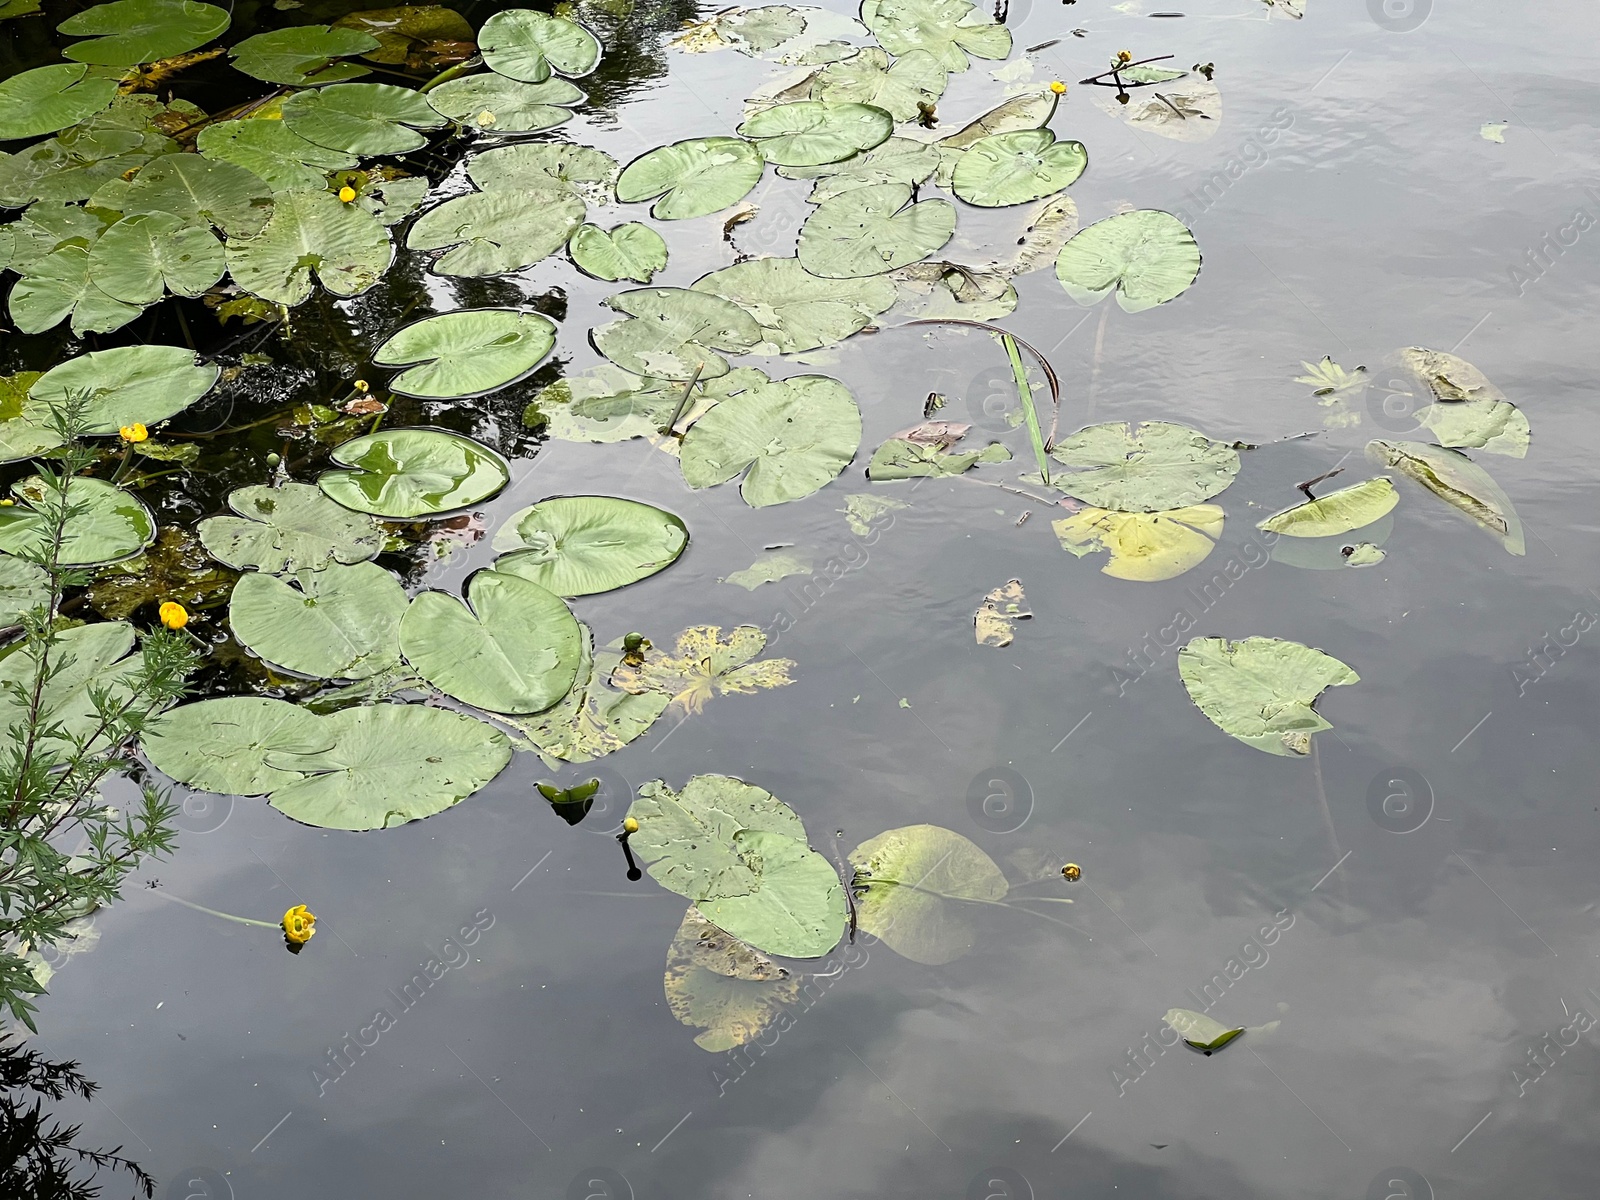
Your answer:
(664, 906), (801, 1052)
(975, 579), (1030, 647)
(610, 624), (795, 715)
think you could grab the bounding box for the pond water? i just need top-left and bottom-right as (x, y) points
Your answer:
(7, 0), (1600, 1197)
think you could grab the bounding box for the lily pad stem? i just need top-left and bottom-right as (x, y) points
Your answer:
(660, 363), (705, 438)
(150, 890), (280, 929)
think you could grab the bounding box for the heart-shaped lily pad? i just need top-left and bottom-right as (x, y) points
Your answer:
(373, 309), (558, 399)
(317, 428), (510, 518)
(492, 495), (688, 596)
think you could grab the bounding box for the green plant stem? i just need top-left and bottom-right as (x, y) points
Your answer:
(1003, 333), (1050, 486)
(150, 890), (281, 929)
(419, 55), (485, 93)
(660, 364), (704, 437)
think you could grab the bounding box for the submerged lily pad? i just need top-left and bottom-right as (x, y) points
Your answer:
(31, 344), (219, 436)
(229, 561), (406, 679)
(58, 0), (230, 67)
(692, 257), (896, 354)
(611, 624), (795, 715)
(615, 138), (765, 220)
(664, 905), (801, 1052)
(281, 82), (446, 156)
(1055, 209), (1201, 312)
(229, 25), (380, 86)
(406, 187), (585, 276)
(859, 0), (1011, 72)
(226, 189), (391, 305)
(680, 374), (861, 506)
(401, 569), (582, 714)
(1178, 635), (1359, 757)
(426, 74), (586, 134)
(1052, 505), (1224, 582)
(1366, 439), (1524, 555)
(592, 287), (762, 381)
(142, 696), (335, 796)
(267, 703), (512, 830)
(198, 481), (384, 574)
(974, 578), (1029, 647)
(797, 182), (955, 278)
(867, 437), (1009, 479)
(811, 47), (947, 122)
(723, 550), (811, 590)
(1258, 477), (1398, 538)
(317, 427), (510, 517)
(849, 823), (1008, 965)
(479, 9), (601, 81)
(0, 475), (156, 566)
(1049, 421), (1239, 511)
(492, 496), (688, 596)
(0, 66), (119, 142)
(951, 129), (1087, 208)
(569, 222), (668, 283)
(782, 136), (940, 203)
(1417, 397), (1530, 458)
(737, 100), (893, 167)
(373, 309), (557, 399)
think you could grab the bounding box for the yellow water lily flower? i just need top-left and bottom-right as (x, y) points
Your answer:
(1050, 80), (1066, 94)
(1116, 49), (1133, 63)
(158, 601), (189, 630)
(338, 185), (357, 203)
(623, 817), (639, 834)
(119, 423), (148, 443)
(282, 904), (317, 943)
(353, 379), (369, 392)
(1062, 863), (1082, 881)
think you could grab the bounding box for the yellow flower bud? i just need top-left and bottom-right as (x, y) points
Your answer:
(158, 601), (189, 630)
(353, 379), (369, 392)
(1116, 49), (1132, 63)
(1062, 862), (1082, 881)
(1049, 80), (1066, 95)
(338, 185), (357, 203)
(623, 817), (639, 834)
(119, 423), (148, 443)
(282, 904), (317, 943)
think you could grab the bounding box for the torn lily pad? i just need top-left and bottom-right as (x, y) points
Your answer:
(372, 309), (557, 399)
(1258, 477), (1398, 538)
(615, 137), (765, 220)
(1050, 421), (1239, 511)
(1052, 505), (1223, 582)
(975, 579), (1029, 647)
(797, 182), (955, 278)
(569, 222), (668, 283)
(611, 625), (795, 715)
(1177, 635), (1359, 757)
(1343, 542), (1386, 567)
(198, 481), (383, 574)
(1366, 439), (1524, 555)
(1055, 209), (1201, 312)
(867, 437), (1009, 479)
(492, 495), (688, 596)
(692, 257), (896, 354)
(849, 823), (1008, 965)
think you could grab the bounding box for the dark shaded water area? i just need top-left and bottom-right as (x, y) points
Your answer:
(8, 0), (1600, 1197)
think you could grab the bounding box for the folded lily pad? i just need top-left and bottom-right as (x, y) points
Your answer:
(405, 186), (585, 276)
(479, 9), (601, 82)
(1258, 477), (1398, 538)
(797, 182), (955, 278)
(738, 100), (894, 166)
(373, 309), (557, 399)
(198, 481), (384, 574)
(1178, 635), (1359, 757)
(142, 696), (335, 796)
(951, 129), (1087, 207)
(569, 222), (668, 283)
(58, 0), (230, 67)
(226, 189), (391, 305)
(281, 82), (446, 155)
(427, 74), (585, 133)
(692, 257), (896, 353)
(591, 287), (762, 381)
(0, 65), (119, 142)
(615, 137), (765, 220)
(1052, 505), (1224, 582)
(0, 475), (156, 566)
(1055, 209), (1201, 313)
(229, 561), (407, 679)
(859, 0), (1011, 72)
(849, 823), (1008, 964)
(1164, 1008), (1244, 1053)
(1050, 421), (1239, 511)
(229, 25), (380, 86)
(1366, 439), (1524, 555)
(317, 427), (510, 517)
(680, 374), (861, 506)
(492, 495), (688, 596)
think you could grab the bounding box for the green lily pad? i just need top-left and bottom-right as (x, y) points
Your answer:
(0, 65), (119, 142)
(479, 9), (601, 82)
(859, 0), (1011, 72)
(713, 5), (807, 54)
(4, 202), (113, 276)
(866, 437), (1009, 479)
(1049, 421), (1239, 511)
(0, 475), (156, 566)
(1164, 1009), (1245, 1054)
(698, 830), (847, 958)
(723, 550), (811, 589)
(615, 137), (765, 220)
(0, 621), (145, 747)
(7, 244), (143, 336)
(951, 129), (1087, 207)
(58, 0), (230, 67)
(89, 152), (274, 237)
(196, 118), (359, 193)
(848, 823), (1008, 965)
(1258, 477), (1399, 538)
(569, 222), (668, 283)
(591, 287), (762, 381)
(526, 365), (769, 443)
(399, 569), (582, 714)
(1417, 398), (1530, 458)
(198, 481), (384, 574)
(780, 135), (940, 203)
(467, 141), (618, 201)
(1366, 439), (1524, 555)
(406, 186), (585, 276)
(691, 257), (896, 354)
(680, 374), (861, 506)
(85, 212), (224, 304)
(664, 905), (801, 1052)
(1055, 209), (1201, 312)
(356, 175), (428, 225)
(281, 83), (446, 155)
(625, 774), (806, 899)
(0, 554), (49, 623)
(142, 696), (335, 795)
(225, 189), (391, 305)
(30, 344), (220, 436)
(811, 47), (947, 122)
(1178, 635), (1359, 757)
(737, 100), (893, 166)
(266, 703), (512, 830)
(229, 25), (380, 86)
(513, 625), (669, 766)
(229, 561), (406, 679)
(492, 495), (688, 596)
(797, 182), (955, 278)
(317, 427), (510, 518)
(373, 309), (558, 399)
(425, 74), (585, 133)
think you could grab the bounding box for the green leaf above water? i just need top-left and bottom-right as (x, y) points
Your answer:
(281, 82), (446, 156)
(1049, 421), (1239, 511)
(142, 695), (335, 796)
(615, 137), (765, 220)
(1178, 635), (1359, 757)
(798, 182), (955, 278)
(30, 343), (220, 436)
(479, 8), (602, 82)
(58, 0), (230, 67)
(951, 128), (1087, 208)
(317, 427), (511, 517)
(1055, 209), (1201, 313)
(591, 287), (762, 381)
(85, 212), (225, 305)
(405, 186), (585, 276)
(198, 481), (384, 574)
(1258, 477), (1399, 538)
(229, 560), (407, 679)
(491, 495), (688, 596)
(848, 823), (1008, 965)
(1366, 439), (1524, 555)
(0, 65), (119, 142)
(569, 222), (668, 283)
(810, 47), (947, 122)
(196, 118), (359, 193)
(229, 25), (380, 86)
(401, 569), (582, 714)
(859, 0), (1011, 72)
(1164, 1008), (1245, 1053)
(738, 100), (893, 166)
(8, 243), (144, 336)
(266, 703), (512, 830)
(225, 188), (392, 305)
(680, 374), (861, 506)
(0, 475), (156, 566)
(373, 308), (558, 399)
(426, 74), (586, 134)
(692, 257), (896, 354)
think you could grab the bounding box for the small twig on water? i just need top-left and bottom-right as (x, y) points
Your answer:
(1296, 467), (1343, 499)
(660, 363), (705, 438)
